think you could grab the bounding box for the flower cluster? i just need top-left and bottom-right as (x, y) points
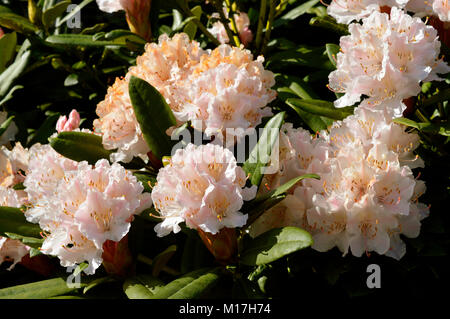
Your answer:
(251, 105), (428, 259)
(94, 33), (275, 162)
(23, 144), (151, 274)
(152, 143), (256, 237)
(328, 8), (450, 117)
(208, 9), (254, 46)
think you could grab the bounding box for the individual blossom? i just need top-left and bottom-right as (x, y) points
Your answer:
(327, 0), (407, 24)
(24, 144), (151, 274)
(208, 9), (253, 46)
(152, 143), (256, 237)
(0, 112), (18, 146)
(328, 7), (450, 117)
(56, 109), (81, 133)
(96, 0), (152, 40)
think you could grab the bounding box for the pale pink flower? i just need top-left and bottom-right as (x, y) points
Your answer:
(152, 143), (256, 236)
(0, 237), (30, 270)
(329, 8), (450, 117)
(433, 0), (450, 21)
(56, 109), (81, 133)
(96, 0), (123, 13)
(208, 10), (254, 46)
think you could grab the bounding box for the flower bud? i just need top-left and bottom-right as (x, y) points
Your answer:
(56, 109), (81, 133)
(197, 227), (237, 262)
(101, 235), (135, 277)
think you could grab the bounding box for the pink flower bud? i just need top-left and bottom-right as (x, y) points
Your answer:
(239, 27), (253, 47)
(119, 0), (152, 41)
(0, 28), (4, 38)
(56, 109), (80, 133)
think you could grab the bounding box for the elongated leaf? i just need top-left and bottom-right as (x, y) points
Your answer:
(267, 46), (333, 70)
(129, 76), (177, 159)
(274, 0), (319, 28)
(42, 0), (71, 29)
(0, 12), (39, 34)
(0, 115), (15, 138)
(0, 50), (31, 99)
(151, 268), (221, 299)
(325, 43), (340, 68)
(0, 85), (23, 106)
(393, 117), (450, 136)
(0, 206), (41, 238)
(243, 112), (285, 186)
(183, 6), (202, 39)
(310, 16), (349, 35)
(123, 275), (165, 299)
(46, 34), (129, 47)
(0, 277), (77, 299)
(286, 98), (353, 120)
(4, 232), (43, 249)
(49, 131), (113, 164)
(240, 227), (313, 266)
(83, 277), (116, 294)
(0, 32), (17, 73)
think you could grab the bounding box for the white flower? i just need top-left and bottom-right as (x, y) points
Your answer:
(433, 0), (450, 21)
(328, 8), (450, 117)
(96, 0), (123, 13)
(152, 143), (255, 236)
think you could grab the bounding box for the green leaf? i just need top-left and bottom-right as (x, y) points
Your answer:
(243, 112), (285, 186)
(49, 131), (113, 164)
(123, 275), (165, 299)
(286, 98), (353, 120)
(73, 263), (88, 277)
(267, 45), (333, 70)
(0, 115), (15, 138)
(42, 0), (71, 30)
(0, 277), (78, 299)
(27, 113), (60, 146)
(0, 85), (23, 106)
(4, 232), (43, 249)
(0, 32), (17, 73)
(83, 277), (116, 294)
(240, 227), (313, 266)
(150, 268), (221, 299)
(325, 43), (340, 68)
(393, 117), (450, 136)
(183, 6), (202, 40)
(0, 12), (39, 34)
(152, 245), (177, 277)
(0, 50), (31, 100)
(45, 34), (129, 47)
(0, 206), (42, 238)
(274, 0), (319, 28)
(64, 73), (79, 86)
(129, 76), (177, 159)
(309, 16), (349, 35)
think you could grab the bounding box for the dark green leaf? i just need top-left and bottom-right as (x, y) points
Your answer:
(49, 131), (113, 164)
(309, 16), (349, 35)
(0, 12), (39, 34)
(123, 275), (165, 299)
(0, 50), (31, 100)
(393, 117), (450, 136)
(152, 245), (177, 277)
(46, 34), (129, 47)
(274, 0), (319, 28)
(243, 112), (285, 186)
(42, 0), (71, 30)
(0, 206), (41, 238)
(150, 268), (221, 299)
(240, 227), (313, 266)
(27, 113), (60, 146)
(0, 31), (17, 73)
(129, 76), (177, 159)
(286, 98), (353, 120)
(0, 277), (78, 299)
(0, 115), (15, 138)
(4, 232), (43, 249)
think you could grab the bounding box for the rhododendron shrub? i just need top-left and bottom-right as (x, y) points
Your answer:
(0, 0), (448, 302)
